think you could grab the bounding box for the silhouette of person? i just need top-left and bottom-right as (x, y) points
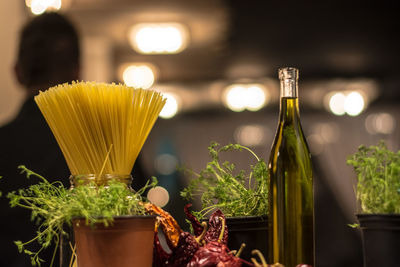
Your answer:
(0, 12), (79, 267)
(0, 12), (150, 267)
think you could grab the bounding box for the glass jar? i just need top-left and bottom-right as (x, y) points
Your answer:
(69, 173), (133, 189)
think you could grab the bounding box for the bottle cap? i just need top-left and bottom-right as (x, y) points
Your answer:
(279, 67), (299, 80)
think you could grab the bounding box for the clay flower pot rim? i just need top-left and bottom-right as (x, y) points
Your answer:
(72, 214), (157, 222)
(225, 215), (268, 220)
(202, 215), (267, 220)
(356, 213), (400, 221)
(356, 213), (400, 230)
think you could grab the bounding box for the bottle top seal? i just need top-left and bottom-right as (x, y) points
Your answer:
(279, 67), (299, 80)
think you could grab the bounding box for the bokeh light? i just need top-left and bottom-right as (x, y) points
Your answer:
(224, 85), (247, 112)
(28, 0), (61, 15)
(147, 186), (170, 207)
(154, 154), (178, 175)
(129, 23), (188, 54)
(122, 64), (155, 89)
(246, 86), (267, 111)
(159, 93), (180, 119)
(365, 112), (396, 135)
(329, 92), (346, 116)
(328, 91), (366, 116)
(234, 124), (270, 147)
(344, 91), (365, 116)
(307, 134), (325, 155)
(224, 84), (268, 112)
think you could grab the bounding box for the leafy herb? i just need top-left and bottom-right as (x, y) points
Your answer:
(347, 141), (400, 214)
(180, 142), (269, 219)
(7, 165), (156, 266)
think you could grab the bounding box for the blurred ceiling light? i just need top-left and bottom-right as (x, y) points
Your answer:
(147, 186), (170, 208)
(307, 134), (325, 155)
(328, 91), (365, 116)
(328, 92), (346, 116)
(159, 93), (180, 119)
(225, 85), (247, 112)
(128, 23), (189, 54)
(234, 124), (270, 147)
(246, 86), (268, 111)
(28, 0), (61, 15)
(365, 113), (396, 135)
(154, 154), (178, 175)
(344, 91), (365, 116)
(311, 122), (340, 144)
(224, 84), (268, 112)
(122, 64), (155, 89)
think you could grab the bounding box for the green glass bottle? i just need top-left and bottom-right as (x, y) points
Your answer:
(268, 67), (314, 267)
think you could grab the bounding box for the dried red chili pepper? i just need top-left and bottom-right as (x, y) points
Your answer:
(187, 240), (243, 267)
(166, 231), (200, 267)
(184, 204), (204, 236)
(187, 211), (254, 267)
(152, 205), (256, 267)
(145, 203), (182, 247)
(204, 209), (228, 244)
(153, 233), (171, 267)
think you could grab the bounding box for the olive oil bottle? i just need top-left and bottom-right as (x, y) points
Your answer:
(268, 67), (314, 267)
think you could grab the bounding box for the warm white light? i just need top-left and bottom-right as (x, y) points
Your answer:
(122, 65), (154, 89)
(344, 91), (364, 116)
(225, 85), (247, 112)
(234, 124), (269, 147)
(159, 93), (179, 119)
(365, 113), (395, 135)
(154, 154), (178, 175)
(224, 84), (268, 112)
(329, 92), (346, 116)
(129, 23), (188, 54)
(49, 0), (61, 9)
(246, 86), (267, 111)
(29, 0), (61, 15)
(31, 0), (47, 15)
(307, 134), (325, 155)
(321, 123), (339, 143)
(147, 186), (169, 208)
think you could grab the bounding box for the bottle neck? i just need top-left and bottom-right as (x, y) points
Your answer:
(280, 78), (298, 98)
(69, 174), (133, 189)
(279, 97), (300, 124)
(279, 67), (300, 120)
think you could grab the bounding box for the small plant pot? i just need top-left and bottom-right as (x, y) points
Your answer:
(357, 214), (400, 267)
(226, 216), (268, 261)
(73, 215), (156, 267)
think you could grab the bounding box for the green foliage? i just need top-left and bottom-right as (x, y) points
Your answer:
(347, 141), (400, 214)
(7, 165), (156, 266)
(181, 142), (269, 219)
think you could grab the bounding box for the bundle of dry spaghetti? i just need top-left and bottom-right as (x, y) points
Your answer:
(34, 81), (166, 176)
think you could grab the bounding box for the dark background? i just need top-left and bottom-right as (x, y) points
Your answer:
(1, 1), (400, 266)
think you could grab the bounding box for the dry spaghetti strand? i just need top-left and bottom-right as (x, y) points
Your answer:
(34, 81), (166, 176)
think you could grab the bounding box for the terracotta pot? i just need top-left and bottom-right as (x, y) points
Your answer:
(73, 215), (156, 267)
(357, 214), (400, 267)
(226, 216), (268, 261)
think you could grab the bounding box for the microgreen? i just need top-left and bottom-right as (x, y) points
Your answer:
(347, 141), (400, 214)
(7, 165), (156, 266)
(180, 142), (269, 219)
